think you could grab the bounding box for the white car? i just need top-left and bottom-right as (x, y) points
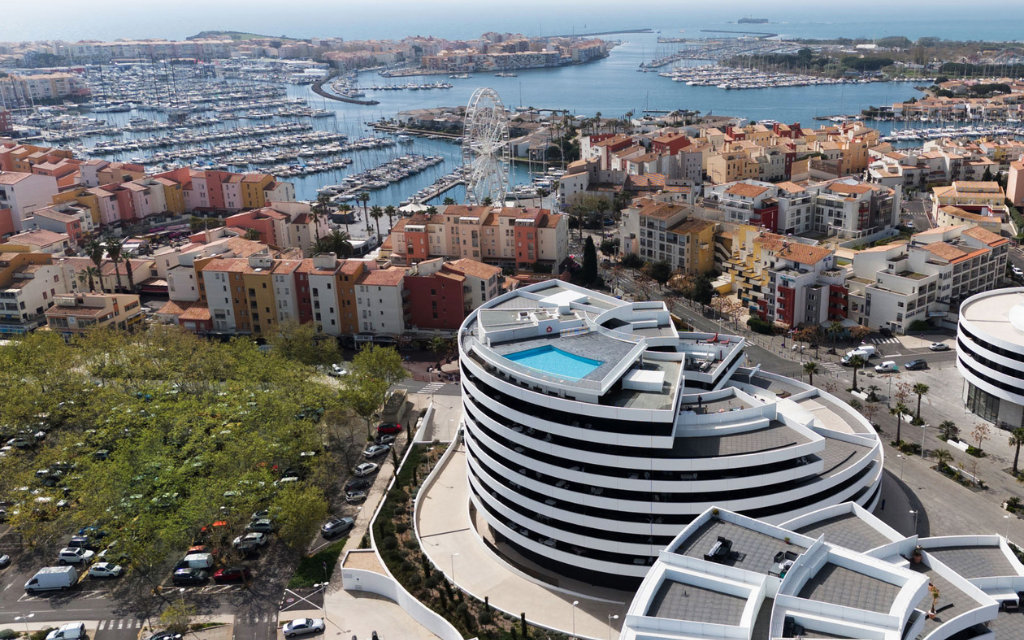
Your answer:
(1014, 266), (1023, 277)
(57, 547), (95, 565)
(328, 364), (349, 377)
(353, 462), (379, 477)
(282, 619), (325, 638)
(929, 342), (950, 352)
(232, 532), (268, 550)
(88, 562), (123, 578)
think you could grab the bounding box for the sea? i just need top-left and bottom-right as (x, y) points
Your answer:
(9, 2), (1023, 208)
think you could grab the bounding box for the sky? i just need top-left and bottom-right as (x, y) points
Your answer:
(1, 0), (1023, 43)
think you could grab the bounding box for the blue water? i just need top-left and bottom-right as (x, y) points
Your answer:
(505, 345), (603, 380)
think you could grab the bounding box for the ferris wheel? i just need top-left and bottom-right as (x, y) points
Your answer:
(462, 88), (510, 205)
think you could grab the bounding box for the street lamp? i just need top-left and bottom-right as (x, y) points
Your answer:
(607, 614), (619, 640)
(572, 601), (580, 640)
(15, 614), (34, 637)
(450, 552), (459, 583)
(1006, 514), (1012, 541)
(920, 423), (927, 459)
(909, 509), (918, 535)
(897, 453), (906, 481)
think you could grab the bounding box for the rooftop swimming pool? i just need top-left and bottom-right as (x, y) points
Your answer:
(504, 345), (604, 381)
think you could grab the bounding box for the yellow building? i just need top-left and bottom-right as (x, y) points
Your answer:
(51, 188), (101, 225)
(44, 292), (143, 336)
(707, 150), (760, 185)
(666, 218), (716, 275)
(155, 177), (186, 215)
(241, 263), (277, 336)
(241, 174), (274, 210)
(932, 181), (1007, 217)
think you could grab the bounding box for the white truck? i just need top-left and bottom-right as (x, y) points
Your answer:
(25, 565), (78, 593)
(841, 345), (877, 365)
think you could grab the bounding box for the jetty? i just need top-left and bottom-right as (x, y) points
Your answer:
(312, 72), (380, 106)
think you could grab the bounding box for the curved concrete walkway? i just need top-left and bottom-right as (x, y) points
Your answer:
(416, 442), (629, 640)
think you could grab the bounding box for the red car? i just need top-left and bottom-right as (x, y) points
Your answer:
(376, 423), (401, 435)
(213, 567), (252, 584)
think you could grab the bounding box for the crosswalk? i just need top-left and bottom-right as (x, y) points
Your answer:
(97, 619), (144, 631)
(20, 589), (109, 602)
(864, 336), (900, 345)
(239, 613), (276, 625)
(821, 362), (845, 376)
(419, 381), (445, 395)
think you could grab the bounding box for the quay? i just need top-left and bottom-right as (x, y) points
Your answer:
(312, 72), (380, 106)
(369, 123), (461, 141)
(412, 178), (464, 204)
(543, 28), (652, 37)
(699, 28), (778, 38)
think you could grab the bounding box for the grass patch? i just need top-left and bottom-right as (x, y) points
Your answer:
(288, 539), (347, 588)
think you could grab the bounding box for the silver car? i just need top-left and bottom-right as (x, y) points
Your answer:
(282, 619), (325, 638)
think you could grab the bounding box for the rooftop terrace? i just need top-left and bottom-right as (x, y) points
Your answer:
(675, 519), (807, 575)
(793, 513), (890, 552)
(798, 563), (900, 614)
(926, 545), (1017, 579)
(646, 579), (747, 626)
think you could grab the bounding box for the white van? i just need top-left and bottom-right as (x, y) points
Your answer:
(25, 566), (78, 593)
(841, 345), (877, 364)
(181, 552), (214, 569)
(46, 623), (86, 640)
(875, 361), (898, 373)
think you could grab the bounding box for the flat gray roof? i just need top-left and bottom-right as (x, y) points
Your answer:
(989, 609), (1024, 640)
(798, 563), (900, 614)
(793, 513), (890, 552)
(647, 579), (747, 626)
(675, 519), (807, 575)
(911, 564), (986, 639)
(672, 422), (811, 458)
(926, 545), (1017, 579)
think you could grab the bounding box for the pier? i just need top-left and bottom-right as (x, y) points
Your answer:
(698, 29), (778, 38)
(312, 72), (380, 106)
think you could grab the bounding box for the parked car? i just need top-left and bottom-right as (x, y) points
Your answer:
(321, 517), (355, 539)
(147, 632), (182, 640)
(353, 462), (379, 477)
(904, 359), (928, 371)
(1013, 266), (1023, 277)
(232, 532), (268, 551)
(87, 562), (123, 578)
(0, 553), (10, 568)
(344, 477), (371, 493)
(172, 568), (208, 585)
(374, 434), (396, 446)
(251, 509), (270, 521)
(246, 518), (274, 533)
(78, 526), (107, 538)
(879, 327), (893, 338)
(363, 444), (390, 459)
(328, 364), (349, 378)
(376, 423), (401, 435)
(58, 547), (95, 565)
(213, 567), (252, 584)
(929, 342), (950, 351)
(46, 623), (86, 640)
(874, 361), (899, 374)
(345, 491), (368, 504)
(282, 619), (325, 638)
(67, 536), (96, 551)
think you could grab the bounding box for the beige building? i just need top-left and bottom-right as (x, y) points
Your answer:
(45, 292), (143, 336)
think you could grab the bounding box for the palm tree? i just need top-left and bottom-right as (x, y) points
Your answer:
(369, 205), (384, 240)
(85, 238), (105, 272)
(77, 266), (101, 293)
(425, 206), (438, 216)
(939, 420), (958, 441)
(123, 254), (136, 293)
(337, 204), (353, 236)
(357, 192), (371, 221)
(803, 361), (820, 386)
(384, 205), (396, 234)
(933, 448), (953, 472)
(482, 196), (493, 206)
(891, 402), (910, 444)
(104, 236), (125, 292)
(443, 197), (456, 205)
(328, 229), (352, 257)
(1009, 428), (1024, 476)
(310, 193), (331, 242)
(913, 383), (930, 421)
(428, 335), (447, 364)
(848, 355), (866, 391)
(828, 320), (844, 354)
(244, 228), (262, 241)
(866, 384), (881, 402)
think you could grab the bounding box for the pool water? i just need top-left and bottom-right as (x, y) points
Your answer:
(505, 345), (604, 381)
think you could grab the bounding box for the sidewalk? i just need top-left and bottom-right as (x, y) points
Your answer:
(416, 443), (628, 640)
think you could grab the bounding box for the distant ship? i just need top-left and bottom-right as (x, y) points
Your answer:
(738, 17), (769, 24)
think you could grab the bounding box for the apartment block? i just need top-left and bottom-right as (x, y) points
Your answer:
(619, 199), (717, 275)
(0, 172), (60, 236)
(355, 267), (407, 336)
(0, 251), (70, 334)
(1007, 159), (1024, 208)
(846, 224), (1009, 334)
(932, 181), (1008, 220)
(45, 293), (142, 336)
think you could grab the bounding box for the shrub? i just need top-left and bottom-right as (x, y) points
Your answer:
(30, 630), (55, 640)
(288, 540), (346, 588)
(395, 522), (409, 534)
(966, 445), (985, 458)
(907, 319), (931, 332)
(479, 611), (494, 626)
(0, 630), (17, 640)
(382, 536), (398, 550)
(747, 316), (775, 335)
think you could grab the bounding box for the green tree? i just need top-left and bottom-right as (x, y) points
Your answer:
(646, 260), (673, 289)
(803, 361), (819, 386)
(599, 238), (618, 255)
(933, 448), (952, 471)
(351, 344), (407, 388)
(78, 266), (101, 293)
(939, 420), (958, 441)
(828, 320), (844, 353)
(273, 485), (329, 549)
(384, 205), (397, 234)
(428, 336), (448, 364)
(443, 197), (456, 205)
(358, 192), (371, 222)
(266, 320), (340, 367)
(621, 252), (643, 272)
(244, 228), (262, 241)
(582, 236), (598, 285)
(337, 204), (353, 236)
(159, 598), (196, 634)
(310, 193), (332, 242)
(340, 375), (389, 439)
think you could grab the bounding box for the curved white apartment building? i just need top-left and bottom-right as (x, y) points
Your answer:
(957, 288), (1024, 429)
(458, 281), (883, 584)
